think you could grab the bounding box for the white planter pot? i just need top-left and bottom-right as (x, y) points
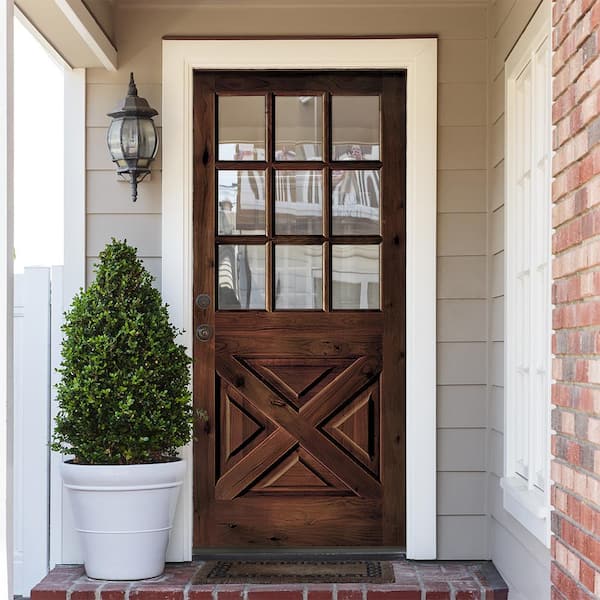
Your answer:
(61, 459), (186, 580)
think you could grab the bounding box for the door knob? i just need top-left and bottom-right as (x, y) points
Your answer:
(196, 324), (213, 342)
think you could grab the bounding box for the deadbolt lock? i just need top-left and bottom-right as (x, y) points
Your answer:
(196, 324), (213, 342)
(195, 294), (211, 309)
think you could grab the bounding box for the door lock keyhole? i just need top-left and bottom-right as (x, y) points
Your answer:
(196, 324), (213, 342)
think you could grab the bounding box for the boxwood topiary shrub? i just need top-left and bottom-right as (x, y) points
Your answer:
(51, 239), (194, 465)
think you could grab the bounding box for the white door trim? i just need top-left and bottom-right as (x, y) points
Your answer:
(0, 0), (14, 595)
(161, 37), (438, 559)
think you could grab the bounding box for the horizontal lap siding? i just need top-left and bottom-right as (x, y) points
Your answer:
(85, 2), (488, 558)
(487, 1), (551, 597)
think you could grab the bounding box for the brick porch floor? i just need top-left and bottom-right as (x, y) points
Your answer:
(30, 560), (508, 599)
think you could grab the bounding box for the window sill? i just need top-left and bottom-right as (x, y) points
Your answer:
(500, 476), (549, 546)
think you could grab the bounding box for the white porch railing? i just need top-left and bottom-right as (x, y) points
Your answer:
(12, 266), (63, 597)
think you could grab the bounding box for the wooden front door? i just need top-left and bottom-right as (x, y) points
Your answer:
(193, 71), (406, 547)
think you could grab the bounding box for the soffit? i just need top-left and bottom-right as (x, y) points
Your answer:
(15, 0), (116, 70)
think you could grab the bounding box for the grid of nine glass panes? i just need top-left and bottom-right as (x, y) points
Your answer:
(215, 91), (382, 312)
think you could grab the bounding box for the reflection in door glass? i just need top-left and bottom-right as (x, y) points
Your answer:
(275, 96), (323, 161)
(275, 170), (323, 235)
(218, 245), (266, 310)
(218, 171), (266, 235)
(331, 96), (380, 160)
(275, 245), (323, 310)
(331, 169), (380, 235)
(218, 96), (266, 161)
(332, 245), (380, 310)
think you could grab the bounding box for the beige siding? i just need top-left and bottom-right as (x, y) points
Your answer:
(438, 386), (487, 428)
(85, 1), (488, 558)
(487, 0), (551, 596)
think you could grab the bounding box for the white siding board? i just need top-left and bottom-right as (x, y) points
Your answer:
(437, 170), (486, 214)
(87, 83), (162, 127)
(491, 69), (505, 124)
(491, 206), (504, 255)
(437, 472), (486, 515)
(491, 518), (551, 600)
(438, 213), (487, 256)
(86, 213), (161, 256)
(438, 40), (487, 83)
(438, 126), (487, 170)
(491, 115), (505, 167)
(490, 385), (504, 433)
(437, 385), (487, 428)
(489, 474), (551, 560)
(493, 0), (517, 36)
(86, 7), (488, 89)
(486, 0), (552, 590)
(491, 296), (504, 341)
(491, 341), (504, 387)
(87, 170), (162, 213)
(438, 342), (487, 385)
(492, 0), (545, 77)
(438, 83), (486, 126)
(488, 428), (504, 477)
(437, 516), (488, 558)
(437, 299), (486, 342)
(491, 251), (504, 298)
(81, 0), (491, 562)
(491, 161), (505, 211)
(438, 429), (486, 471)
(438, 256), (487, 299)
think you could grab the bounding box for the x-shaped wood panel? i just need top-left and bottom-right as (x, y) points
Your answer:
(215, 353), (382, 500)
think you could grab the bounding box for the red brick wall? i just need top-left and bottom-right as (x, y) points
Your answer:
(552, 0), (600, 598)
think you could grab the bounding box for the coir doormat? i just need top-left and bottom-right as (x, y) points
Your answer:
(193, 560), (395, 584)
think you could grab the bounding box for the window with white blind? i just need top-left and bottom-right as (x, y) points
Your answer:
(502, 0), (551, 545)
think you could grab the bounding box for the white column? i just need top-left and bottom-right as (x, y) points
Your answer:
(0, 0), (14, 597)
(63, 68), (86, 305)
(55, 67), (86, 566)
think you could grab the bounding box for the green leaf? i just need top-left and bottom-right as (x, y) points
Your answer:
(51, 239), (194, 465)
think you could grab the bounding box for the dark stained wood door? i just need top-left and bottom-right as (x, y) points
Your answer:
(193, 71), (406, 547)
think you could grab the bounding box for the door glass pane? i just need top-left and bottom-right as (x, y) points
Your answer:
(275, 170), (323, 235)
(331, 169), (380, 235)
(332, 96), (380, 160)
(332, 245), (380, 310)
(218, 171), (266, 235)
(275, 245), (323, 309)
(275, 96), (323, 161)
(218, 96), (266, 160)
(218, 245), (266, 310)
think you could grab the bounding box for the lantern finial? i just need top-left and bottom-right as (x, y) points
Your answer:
(127, 72), (138, 97)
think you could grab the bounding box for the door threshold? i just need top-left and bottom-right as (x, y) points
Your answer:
(192, 547), (406, 561)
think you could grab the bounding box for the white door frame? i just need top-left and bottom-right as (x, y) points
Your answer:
(0, 0), (14, 597)
(161, 37), (438, 560)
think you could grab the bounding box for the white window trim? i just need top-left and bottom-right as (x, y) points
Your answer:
(162, 37), (438, 560)
(503, 0), (552, 546)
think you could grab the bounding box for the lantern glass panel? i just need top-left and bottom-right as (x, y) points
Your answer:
(108, 117), (157, 163)
(137, 118), (158, 158)
(107, 119), (125, 160)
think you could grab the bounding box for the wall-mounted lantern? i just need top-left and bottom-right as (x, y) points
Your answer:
(106, 73), (158, 202)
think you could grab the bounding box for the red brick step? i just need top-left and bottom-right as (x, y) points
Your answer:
(30, 561), (508, 600)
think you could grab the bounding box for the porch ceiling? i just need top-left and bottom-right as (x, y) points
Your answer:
(16, 0), (116, 70)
